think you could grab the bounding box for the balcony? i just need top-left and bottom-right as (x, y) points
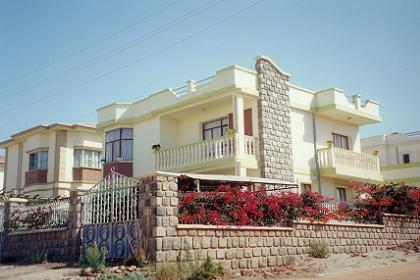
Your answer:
(315, 88), (381, 125)
(155, 134), (258, 173)
(317, 147), (383, 182)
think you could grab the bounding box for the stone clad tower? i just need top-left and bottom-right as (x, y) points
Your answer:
(255, 56), (294, 182)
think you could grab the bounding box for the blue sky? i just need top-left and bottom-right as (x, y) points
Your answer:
(0, 0), (419, 155)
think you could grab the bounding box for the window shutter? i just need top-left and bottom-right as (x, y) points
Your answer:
(228, 113), (233, 129)
(244, 108), (253, 136)
(228, 109), (253, 136)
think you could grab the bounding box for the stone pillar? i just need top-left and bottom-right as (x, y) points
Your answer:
(138, 175), (179, 263)
(233, 94), (246, 176)
(67, 191), (82, 259)
(255, 56), (294, 182)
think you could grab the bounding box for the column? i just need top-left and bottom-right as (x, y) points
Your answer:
(233, 94), (246, 176)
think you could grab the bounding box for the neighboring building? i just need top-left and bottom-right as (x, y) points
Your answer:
(361, 131), (420, 185)
(0, 155), (4, 189)
(0, 123), (103, 198)
(97, 56), (383, 202)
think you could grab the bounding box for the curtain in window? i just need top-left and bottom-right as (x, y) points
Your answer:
(74, 150), (101, 168)
(29, 151), (48, 170)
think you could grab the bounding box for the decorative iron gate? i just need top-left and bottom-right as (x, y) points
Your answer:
(81, 171), (141, 258)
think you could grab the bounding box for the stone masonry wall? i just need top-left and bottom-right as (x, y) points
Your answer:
(149, 175), (420, 271)
(255, 56), (294, 181)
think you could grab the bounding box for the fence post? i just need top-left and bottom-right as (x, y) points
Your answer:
(0, 202), (11, 258)
(67, 191), (82, 259)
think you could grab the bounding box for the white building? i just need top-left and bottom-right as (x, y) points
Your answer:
(0, 123), (103, 197)
(361, 131), (420, 185)
(97, 56), (383, 202)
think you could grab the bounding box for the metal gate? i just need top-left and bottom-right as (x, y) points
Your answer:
(81, 171), (141, 258)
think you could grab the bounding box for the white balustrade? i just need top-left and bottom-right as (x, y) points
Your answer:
(155, 134), (257, 170)
(317, 147), (381, 176)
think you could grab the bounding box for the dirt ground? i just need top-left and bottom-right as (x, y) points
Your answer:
(0, 249), (419, 280)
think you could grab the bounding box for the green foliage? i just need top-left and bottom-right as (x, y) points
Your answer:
(30, 249), (47, 264)
(80, 244), (108, 273)
(308, 241), (329, 258)
(188, 257), (224, 280)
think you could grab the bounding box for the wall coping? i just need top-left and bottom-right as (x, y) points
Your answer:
(383, 213), (413, 218)
(294, 220), (385, 228)
(8, 227), (67, 235)
(177, 224), (294, 231)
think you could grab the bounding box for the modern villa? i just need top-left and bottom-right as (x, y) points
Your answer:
(361, 131), (420, 185)
(0, 123), (103, 197)
(96, 56), (383, 202)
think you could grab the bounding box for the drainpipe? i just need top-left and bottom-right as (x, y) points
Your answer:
(312, 113), (322, 194)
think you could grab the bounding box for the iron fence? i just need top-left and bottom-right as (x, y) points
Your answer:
(9, 198), (70, 232)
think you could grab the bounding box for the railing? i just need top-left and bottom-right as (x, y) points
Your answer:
(82, 171), (140, 225)
(317, 147), (380, 175)
(155, 134), (257, 170)
(9, 198), (70, 232)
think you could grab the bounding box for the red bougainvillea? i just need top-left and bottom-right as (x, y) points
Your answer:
(178, 182), (420, 226)
(179, 186), (334, 226)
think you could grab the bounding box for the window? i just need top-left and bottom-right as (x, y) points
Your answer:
(336, 187), (347, 202)
(301, 183), (311, 193)
(29, 151), (48, 170)
(332, 133), (349, 150)
(74, 149), (101, 168)
(202, 117), (228, 140)
(403, 153), (410, 164)
(105, 128), (133, 163)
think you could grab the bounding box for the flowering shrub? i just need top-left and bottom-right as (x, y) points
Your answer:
(179, 182), (420, 226)
(179, 186), (332, 226)
(300, 191), (332, 223)
(351, 183), (420, 221)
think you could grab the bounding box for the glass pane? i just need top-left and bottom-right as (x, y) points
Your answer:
(106, 143), (113, 162)
(113, 141), (120, 161)
(212, 128), (222, 138)
(221, 117), (228, 125)
(121, 140), (133, 160)
(74, 150), (81, 167)
(29, 154), (36, 170)
(203, 130), (212, 140)
(40, 151), (48, 169)
(106, 129), (120, 142)
(121, 128), (133, 139)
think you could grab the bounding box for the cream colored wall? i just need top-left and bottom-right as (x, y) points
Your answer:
(320, 177), (354, 201)
(5, 145), (19, 190)
(133, 118), (159, 176)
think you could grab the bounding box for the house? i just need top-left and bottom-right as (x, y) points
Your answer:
(361, 131), (420, 185)
(0, 155), (4, 189)
(97, 56), (383, 202)
(0, 123), (103, 198)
